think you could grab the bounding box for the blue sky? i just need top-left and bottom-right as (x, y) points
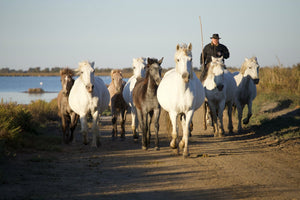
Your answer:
(0, 0), (299, 70)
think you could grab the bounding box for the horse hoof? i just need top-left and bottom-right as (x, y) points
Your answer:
(243, 119), (249, 124)
(155, 146), (160, 151)
(142, 146), (148, 150)
(170, 140), (177, 149)
(183, 152), (190, 158)
(179, 140), (185, 149)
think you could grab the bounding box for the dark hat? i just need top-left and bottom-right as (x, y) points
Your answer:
(210, 33), (221, 39)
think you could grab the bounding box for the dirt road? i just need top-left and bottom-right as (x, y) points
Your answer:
(1, 107), (300, 200)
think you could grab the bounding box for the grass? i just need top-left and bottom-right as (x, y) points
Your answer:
(0, 99), (61, 160)
(239, 92), (300, 142)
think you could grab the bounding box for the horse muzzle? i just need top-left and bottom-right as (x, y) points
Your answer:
(62, 90), (69, 96)
(86, 84), (94, 93)
(182, 72), (190, 83)
(217, 84), (224, 91)
(253, 79), (259, 84)
(155, 77), (161, 85)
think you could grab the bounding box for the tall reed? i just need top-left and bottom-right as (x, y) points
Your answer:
(257, 64), (300, 96)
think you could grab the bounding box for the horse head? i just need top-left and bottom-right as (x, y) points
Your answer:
(241, 57), (260, 84)
(77, 61), (95, 93)
(60, 68), (74, 96)
(146, 57), (163, 86)
(132, 57), (147, 79)
(206, 56), (225, 91)
(111, 69), (124, 93)
(175, 43), (193, 83)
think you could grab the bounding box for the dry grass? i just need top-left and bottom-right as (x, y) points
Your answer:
(257, 65), (300, 96)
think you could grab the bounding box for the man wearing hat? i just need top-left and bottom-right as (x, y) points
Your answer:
(200, 33), (230, 81)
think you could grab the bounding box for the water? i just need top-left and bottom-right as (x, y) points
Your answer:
(0, 76), (120, 104)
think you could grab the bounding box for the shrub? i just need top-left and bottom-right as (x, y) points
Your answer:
(27, 99), (58, 123)
(257, 65), (300, 96)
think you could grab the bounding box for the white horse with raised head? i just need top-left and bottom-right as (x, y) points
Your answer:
(69, 61), (110, 147)
(122, 57), (147, 140)
(203, 57), (237, 137)
(157, 43), (205, 157)
(233, 57), (260, 133)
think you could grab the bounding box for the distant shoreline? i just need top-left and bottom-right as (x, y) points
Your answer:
(0, 72), (133, 78)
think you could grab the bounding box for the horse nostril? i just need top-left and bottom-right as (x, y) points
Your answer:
(182, 72), (190, 83)
(217, 84), (224, 91)
(86, 84), (94, 93)
(254, 79), (259, 84)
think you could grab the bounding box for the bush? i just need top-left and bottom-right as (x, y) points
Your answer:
(0, 100), (60, 158)
(257, 65), (300, 96)
(27, 99), (58, 123)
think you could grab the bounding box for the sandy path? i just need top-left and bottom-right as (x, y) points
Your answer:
(1, 108), (300, 200)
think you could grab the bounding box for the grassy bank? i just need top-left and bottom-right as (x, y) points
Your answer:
(0, 99), (60, 159)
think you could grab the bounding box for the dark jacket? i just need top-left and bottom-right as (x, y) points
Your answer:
(200, 42), (230, 66)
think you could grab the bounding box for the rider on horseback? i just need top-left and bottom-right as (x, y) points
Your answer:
(200, 33), (230, 82)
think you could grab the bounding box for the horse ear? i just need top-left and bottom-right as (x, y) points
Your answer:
(188, 43), (192, 51)
(211, 56), (216, 62)
(90, 62), (95, 68)
(245, 58), (249, 62)
(176, 44), (180, 50)
(158, 57), (164, 65)
(147, 57), (153, 65)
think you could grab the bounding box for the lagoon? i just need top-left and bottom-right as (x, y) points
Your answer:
(0, 76), (122, 104)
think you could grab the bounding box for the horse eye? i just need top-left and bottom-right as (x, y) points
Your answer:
(177, 59), (180, 62)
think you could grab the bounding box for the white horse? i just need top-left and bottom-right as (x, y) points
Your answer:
(69, 61), (110, 147)
(233, 57), (260, 133)
(203, 57), (237, 137)
(157, 43), (205, 157)
(122, 57), (147, 140)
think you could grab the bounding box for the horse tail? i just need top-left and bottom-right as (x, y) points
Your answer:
(160, 108), (172, 139)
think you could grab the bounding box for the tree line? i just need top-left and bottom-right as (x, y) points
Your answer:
(0, 66), (135, 74)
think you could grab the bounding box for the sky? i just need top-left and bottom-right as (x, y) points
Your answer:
(0, 0), (299, 70)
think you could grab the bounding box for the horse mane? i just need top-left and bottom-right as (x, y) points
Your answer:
(136, 57), (146, 63)
(111, 69), (122, 78)
(60, 68), (74, 77)
(75, 61), (94, 76)
(175, 43), (194, 79)
(240, 57), (258, 75)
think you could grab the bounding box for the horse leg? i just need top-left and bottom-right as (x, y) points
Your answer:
(147, 112), (152, 149)
(243, 102), (253, 125)
(208, 103), (218, 136)
(120, 109), (127, 140)
(80, 115), (89, 145)
(237, 103), (244, 133)
(152, 108), (160, 150)
(203, 102), (207, 130)
(181, 111), (194, 158)
(111, 114), (117, 140)
(131, 107), (139, 140)
(137, 109), (147, 150)
(217, 101), (225, 137)
(227, 102), (234, 134)
(91, 111), (100, 147)
(61, 116), (68, 144)
(169, 111), (179, 154)
(70, 113), (79, 143)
